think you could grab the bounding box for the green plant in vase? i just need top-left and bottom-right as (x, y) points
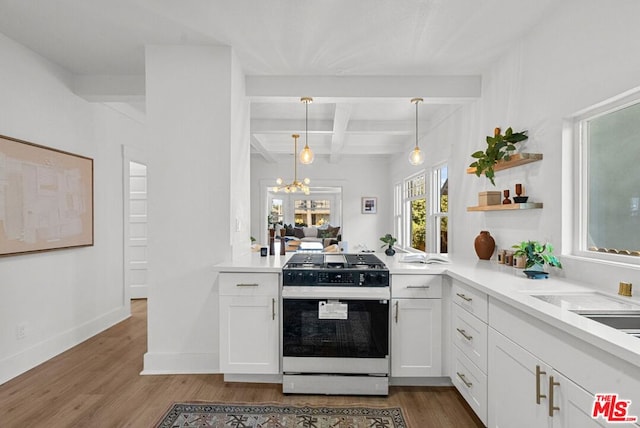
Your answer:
(470, 127), (529, 185)
(380, 234), (397, 256)
(512, 241), (562, 277)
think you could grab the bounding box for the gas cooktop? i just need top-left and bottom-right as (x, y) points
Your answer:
(284, 253), (387, 270)
(283, 253), (389, 287)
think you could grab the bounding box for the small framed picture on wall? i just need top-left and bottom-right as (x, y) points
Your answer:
(361, 197), (377, 214)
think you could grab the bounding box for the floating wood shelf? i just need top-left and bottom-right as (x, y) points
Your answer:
(467, 202), (543, 212)
(466, 153), (543, 174)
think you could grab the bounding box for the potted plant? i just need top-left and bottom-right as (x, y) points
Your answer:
(380, 233), (397, 256)
(512, 240), (562, 278)
(470, 127), (529, 185)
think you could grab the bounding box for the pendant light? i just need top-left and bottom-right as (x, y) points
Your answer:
(299, 96), (314, 164)
(408, 97), (425, 166)
(273, 134), (311, 195)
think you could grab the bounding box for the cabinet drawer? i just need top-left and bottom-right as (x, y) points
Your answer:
(392, 274), (442, 298)
(452, 303), (488, 372)
(219, 272), (279, 296)
(452, 280), (488, 322)
(452, 346), (487, 425)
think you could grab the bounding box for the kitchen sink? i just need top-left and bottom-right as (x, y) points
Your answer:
(572, 312), (640, 339)
(529, 292), (640, 312)
(528, 292), (640, 339)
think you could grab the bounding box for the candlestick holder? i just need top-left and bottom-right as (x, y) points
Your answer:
(503, 189), (512, 204)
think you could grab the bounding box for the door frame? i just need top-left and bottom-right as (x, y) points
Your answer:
(122, 145), (147, 301)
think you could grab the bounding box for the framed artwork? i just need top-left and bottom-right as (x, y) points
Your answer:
(361, 197), (377, 214)
(0, 134), (94, 256)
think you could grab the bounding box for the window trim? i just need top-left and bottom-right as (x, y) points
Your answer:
(403, 171), (427, 252)
(394, 163), (448, 254)
(567, 86), (640, 266)
(430, 162), (448, 254)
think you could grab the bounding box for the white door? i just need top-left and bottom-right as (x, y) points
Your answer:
(126, 161), (148, 299)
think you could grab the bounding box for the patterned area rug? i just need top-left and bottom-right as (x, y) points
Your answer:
(155, 402), (407, 428)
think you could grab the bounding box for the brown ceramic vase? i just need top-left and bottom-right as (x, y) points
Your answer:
(474, 230), (496, 260)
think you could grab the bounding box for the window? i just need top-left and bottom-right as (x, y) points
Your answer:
(431, 165), (448, 254)
(269, 198), (284, 226)
(573, 90), (640, 263)
(404, 173), (426, 251)
(395, 165), (449, 254)
(294, 199), (331, 226)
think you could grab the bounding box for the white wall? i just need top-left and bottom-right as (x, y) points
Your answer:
(143, 45), (249, 373)
(0, 33), (143, 384)
(399, 0), (640, 291)
(251, 156), (392, 252)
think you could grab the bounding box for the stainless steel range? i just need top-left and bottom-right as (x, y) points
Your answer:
(281, 253), (390, 395)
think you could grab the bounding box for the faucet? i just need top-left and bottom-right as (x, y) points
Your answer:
(618, 282), (633, 297)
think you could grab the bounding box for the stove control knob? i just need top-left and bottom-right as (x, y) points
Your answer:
(304, 271), (316, 283)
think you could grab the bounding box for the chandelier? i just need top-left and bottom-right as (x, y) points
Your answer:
(408, 97), (425, 165)
(273, 134), (311, 194)
(299, 97), (314, 164)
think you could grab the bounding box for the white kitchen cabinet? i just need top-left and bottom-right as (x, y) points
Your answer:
(488, 328), (628, 428)
(488, 328), (552, 428)
(452, 345), (488, 423)
(391, 274), (442, 377)
(219, 272), (280, 374)
(488, 298), (640, 428)
(450, 279), (489, 424)
(550, 370), (612, 428)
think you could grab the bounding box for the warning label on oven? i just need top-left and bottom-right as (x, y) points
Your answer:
(318, 301), (348, 320)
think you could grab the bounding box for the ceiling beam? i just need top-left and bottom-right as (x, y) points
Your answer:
(246, 75), (481, 102)
(251, 134), (278, 163)
(329, 104), (352, 164)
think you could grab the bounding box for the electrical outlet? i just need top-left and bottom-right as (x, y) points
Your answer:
(16, 323), (27, 340)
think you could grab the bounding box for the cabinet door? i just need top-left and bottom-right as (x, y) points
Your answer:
(219, 294), (279, 374)
(391, 298), (442, 377)
(488, 328), (551, 428)
(550, 371), (625, 428)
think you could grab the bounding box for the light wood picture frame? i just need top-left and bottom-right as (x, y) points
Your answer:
(0, 134), (94, 256)
(361, 197), (377, 214)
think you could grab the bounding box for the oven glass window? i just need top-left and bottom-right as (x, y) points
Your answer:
(283, 299), (389, 358)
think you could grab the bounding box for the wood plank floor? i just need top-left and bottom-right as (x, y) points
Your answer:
(0, 300), (484, 427)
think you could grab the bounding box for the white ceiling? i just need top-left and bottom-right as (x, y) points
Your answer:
(0, 0), (558, 162)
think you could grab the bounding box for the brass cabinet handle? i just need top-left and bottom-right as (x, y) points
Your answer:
(394, 301), (399, 323)
(272, 298), (276, 321)
(236, 283), (259, 287)
(456, 328), (473, 341)
(549, 376), (560, 416)
(406, 285), (430, 289)
(456, 292), (473, 302)
(456, 372), (473, 388)
(536, 365), (547, 404)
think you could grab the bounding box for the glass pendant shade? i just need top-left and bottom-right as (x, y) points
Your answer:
(409, 146), (424, 165)
(409, 97), (425, 166)
(299, 97), (314, 164)
(299, 144), (314, 164)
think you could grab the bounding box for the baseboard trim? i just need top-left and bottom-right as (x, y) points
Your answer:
(224, 373), (282, 383)
(389, 376), (453, 387)
(141, 352), (219, 375)
(0, 306), (130, 385)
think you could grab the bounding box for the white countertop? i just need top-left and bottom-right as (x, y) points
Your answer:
(214, 252), (640, 367)
(214, 252), (292, 272)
